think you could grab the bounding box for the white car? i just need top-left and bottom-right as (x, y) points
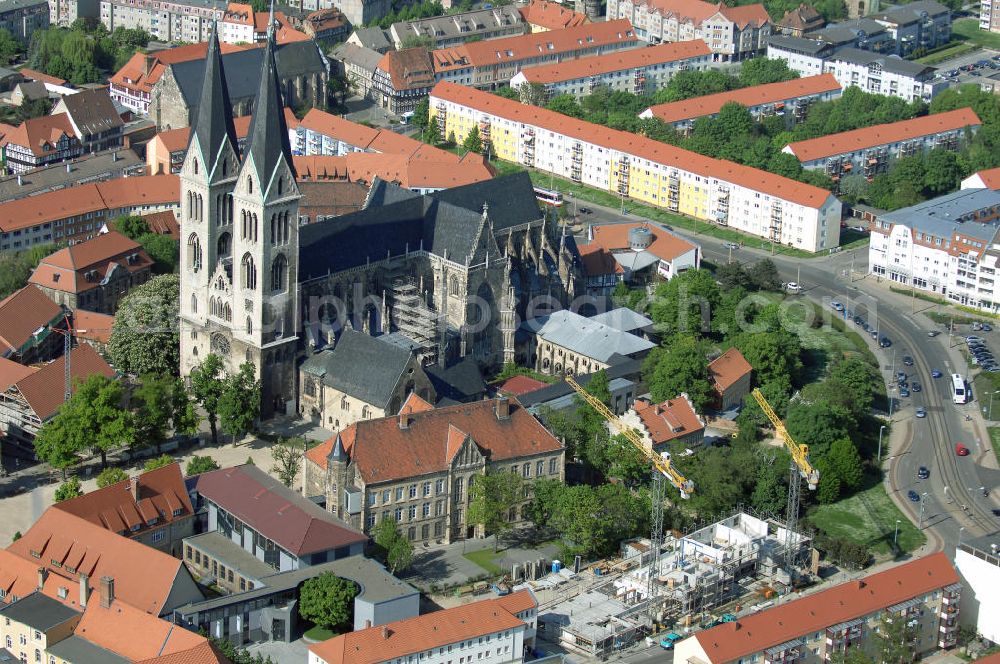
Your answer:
(785, 282), (802, 292)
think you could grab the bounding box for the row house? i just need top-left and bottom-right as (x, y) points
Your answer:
(640, 73), (842, 132)
(430, 81), (842, 253)
(432, 19), (640, 89)
(1, 114), (83, 174)
(388, 5), (524, 49)
(372, 47), (436, 116)
(0, 175), (179, 251)
(510, 39), (712, 101)
(784, 107), (981, 181)
(866, 188), (1000, 311)
(607, 0), (771, 61)
(303, 395), (566, 545)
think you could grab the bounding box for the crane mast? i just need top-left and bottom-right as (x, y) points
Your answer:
(751, 388), (819, 570)
(565, 375), (693, 616)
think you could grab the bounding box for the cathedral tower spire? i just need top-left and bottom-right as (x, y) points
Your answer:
(242, 32), (295, 192)
(191, 23), (238, 179)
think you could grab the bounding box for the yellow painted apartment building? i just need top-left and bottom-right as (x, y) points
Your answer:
(430, 82), (842, 253)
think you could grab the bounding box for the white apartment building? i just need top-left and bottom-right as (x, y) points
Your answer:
(955, 534), (1000, 644)
(673, 553), (961, 664)
(983, 0), (1000, 32)
(867, 188), (1000, 311)
(767, 34), (838, 76)
(607, 0), (771, 61)
(509, 39), (712, 100)
(308, 590), (537, 664)
(100, 0), (225, 43)
(783, 107), (981, 179)
(430, 81), (842, 253)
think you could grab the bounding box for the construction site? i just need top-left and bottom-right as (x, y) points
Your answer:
(531, 509), (810, 659)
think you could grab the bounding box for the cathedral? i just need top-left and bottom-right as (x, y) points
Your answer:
(179, 25), (579, 419)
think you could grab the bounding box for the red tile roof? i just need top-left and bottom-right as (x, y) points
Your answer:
(139, 210), (180, 240)
(0, 175), (179, 233)
(110, 43), (250, 96)
(587, 222), (696, 263)
(193, 464), (367, 556)
(293, 151), (494, 190)
(298, 108), (382, 150)
(18, 68), (67, 86)
(70, 309), (114, 344)
(136, 640), (230, 664)
(6, 507), (193, 615)
(13, 344), (116, 421)
(433, 19), (638, 72)
(29, 231), (153, 296)
(966, 166), (1000, 190)
(497, 374), (550, 396)
(578, 243), (623, 276)
(53, 462), (193, 537)
(74, 598), (207, 660)
(784, 107), (982, 162)
(310, 590), (536, 664)
(2, 113), (78, 157)
(376, 47), (436, 92)
(306, 398), (563, 484)
(643, 74), (841, 124)
(518, 40), (710, 84)
(708, 347), (752, 393)
(399, 392), (435, 414)
(0, 357), (38, 393)
(634, 395), (704, 445)
(691, 552), (959, 664)
(431, 81), (834, 209)
(0, 285), (64, 356)
(517, 0), (589, 30)
(717, 3), (770, 28)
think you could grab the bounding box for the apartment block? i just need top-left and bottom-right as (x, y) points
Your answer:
(607, 0), (771, 61)
(432, 19), (640, 88)
(640, 73), (842, 132)
(388, 5), (524, 49)
(0, 174), (178, 250)
(430, 81), (842, 252)
(0, 0), (48, 44)
(955, 534), (1000, 644)
(309, 590), (538, 664)
(510, 40), (712, 101)
(866, 188), (1000, 311)
(673, 553), (961, 664)
(100, 0), (225, 43)
(983, 0), (1000, 32)
(783, 107), (981, 180)
(869, 0), (951, 55)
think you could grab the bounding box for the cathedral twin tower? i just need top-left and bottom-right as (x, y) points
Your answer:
(179, 24), (301, 417)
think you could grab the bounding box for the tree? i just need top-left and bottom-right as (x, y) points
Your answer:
(271, 438), (304, 487)
(0, 243), (61, 300)
(715, 261), (749, 291)
(527, 478), (563, 529)
(747, 259), (782, 291)
(298, 573), (358, 630)
(113, 215), (149, 240)
(546, 94), (585, 119)
(642, 335), (714, 409)
(186, 455), (219, 476)
(0, 29), (23, 66)
(605, 434), (648, 485)
(423, 117), (442, 145)
(219, 361), (260, 440)
(169, 376), (200, 437)
(97, 467), (128, 488)
(388, 538), (414, 574)
(828, 357), (881, 415)
(467, 471), (524, 550)
(144, 454), (175, 471)
(55, 477), (83, 502)
(372, 517), (414, 573)
(516, 81), (547, 106)
(923, 148), (964, 196)
(34, 416), (82, 478)
(48, 374), (134, 469)
(137, 233), (179, 274)
(649, 269), (720, 336)
(739, 57), (798, 87)
(462, 124), (483, 154)
(827, 437), (863, 490)
(412, 98), (429, 129)
(784, 400), (850, 458)
(107, 274), (180, 376)
(190, 354), (226, 445)
(732, 330), (802, 388)
(132, 374), (173, 455)
(750, 453), (787, 514)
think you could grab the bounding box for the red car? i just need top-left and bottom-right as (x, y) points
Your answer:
(955, 443), (970, 456)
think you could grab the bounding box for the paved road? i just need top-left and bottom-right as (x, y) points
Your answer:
(567, 194), (1000, 553)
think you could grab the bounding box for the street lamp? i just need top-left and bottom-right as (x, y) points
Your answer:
(958, 526), (965, 549)
(877, 425), (887, 462)
(893, 519), (901, 549)
(919, 492), (927, 528)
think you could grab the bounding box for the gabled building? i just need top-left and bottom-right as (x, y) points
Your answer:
(708, 347), (753, 410)
(517, 0), (588, 32)
(303, 397), (565, 543)
(0, 285), (66, 363)
(292, 150), (495, 194)
(620, 394), (705, 453)
(303, 7), (350, 43)
(372, 47), (437, 116)
(869, 0), (951, 56)
(50, 87), (126, 154)
(330, 41), (383, 100)
(962, 167), (1000, 191)
(578, 222), (699, 293)
(0, 147), (145, 202)
(299, 329), (436, 429)
(0, 113), (82, 174)
(777, 4), (824, 36)
(53, 462), (195, 556)
(185, 464), (368, 593)
(29, 230), (153, 313)
(524, 309), (656, 375)
(388, 5), (524, 49)
(346, 26), (393, 53)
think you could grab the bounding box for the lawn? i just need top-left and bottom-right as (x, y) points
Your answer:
(989, 427), (1000, 463)
(304, 625), (337, 641)
(839, 228), (871, 252)
(974, 373), (1000, 421)
(463, 548), (505, 576)
(914, 41), (979, 64)
(952, 18), (1000, 50)
(810, 483), (926, 556)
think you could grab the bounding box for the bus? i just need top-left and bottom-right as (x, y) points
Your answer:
(952, 373), (968, 404)
(533, 186), (564, 207)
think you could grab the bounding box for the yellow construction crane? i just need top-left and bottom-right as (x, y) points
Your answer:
(566, 375), (694, 498)
(751, 387), (819, 569)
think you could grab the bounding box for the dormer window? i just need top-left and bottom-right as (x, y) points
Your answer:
(131, 524), (140, 532)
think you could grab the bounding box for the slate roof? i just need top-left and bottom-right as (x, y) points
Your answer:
(878, 188), (1000, 242)
(871, 0), (949, 24)
(193, 464), (366, 556)
(44, 635), (129, 664)
(425, 356), (487, 404)
(527, 309), (656, 362)
(57, 88), (124, 137)
(171, 40), (325, 109)
(189, 26), (239, 182)
(299, 173), (541, 281)
(766, 34), (835, 56)
(350, 27), (392, 52)
(301, 329), (413, 409)
(589, 307), (653, 333)
(243, 36), (296, 187)
(0, 592), (79, 631)
(829, 48), (934, 77)
(330, 42), (383, 73)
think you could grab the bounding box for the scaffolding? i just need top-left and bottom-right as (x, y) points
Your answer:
(616, 156), (630, 197)
(390, 278), (439, 362)
(478, 117), (492, 154)
(435, 102), (446, 135)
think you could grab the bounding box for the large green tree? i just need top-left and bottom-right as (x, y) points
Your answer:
(107, 274), (180, 376)
(270, 438), (305, 487)
(96, 466), (128, 488)
(185, 455), (219, 476)
(372, 517), (414, 573)
(649, 269), (720, 336)
(219, 361), (261, 440)
(55, 477), (83, 502)
(642, 335), (714, 408)
(731, 329), (802, 388)
(41, 374), (134, 469)
(462, 124), (483, 154)
(468, 470), (524, 550)
(190, 354), (226, 445)
(298, 573), (358, 630)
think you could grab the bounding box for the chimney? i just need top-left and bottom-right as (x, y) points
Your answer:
(399, 413), (411, 430)
(130, 476), (139, 502)
(381, 626), (389, 639)
(99, 576), (114, 608)
(37, 567), (46, 590)
(365, 619), (372, 628)
(495, 396), (511, 420)
(79, 573), (89, 608)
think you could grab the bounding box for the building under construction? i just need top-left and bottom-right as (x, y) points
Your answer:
(537, 510), (810, 658)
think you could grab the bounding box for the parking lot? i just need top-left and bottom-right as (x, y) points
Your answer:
(933, 50), (1000, 87)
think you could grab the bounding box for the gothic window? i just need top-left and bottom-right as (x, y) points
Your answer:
(252, 214), (258, 242)
(223, 302), (232, 322)
(210, 333), (230, 356)
(240, 253), (257, 290)
(216, 194), (222, 226)
(271, 254), (287, 293)
(192, 158), (198, 174)
(362, 405), (371, 419)
(270, 214), (277, 245)
(216, 276), (225, 291)
(209, 297), (216, 316)
(217, 232), (231, 260)
(187, 234), (202, 272)
(282, 212), (290, 244)
(191, 293), (198, 313)
(196, 194), (203, 221)
(241, 210), (247, 239)
(226, 194), (234, 225)
(340, 396), (348, 410)
(248, 176), (253, 194)
(449, 275), (459, 294)
(278, 176), (283, 196)
(246, 317), (253, 335)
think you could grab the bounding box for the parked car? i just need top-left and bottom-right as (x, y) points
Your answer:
(912, 382), (922, 392)
(955, 443), (970, 456)
(724, 242), (740, 250)
(908, 490), (920, 502)
(918, 466), (930, 479)
(831, 300), (845, 312)
(983, 323), (993, 332)
(880, 336), (891, 347)
(928, 330), (939, 337)
(785, 282), (802, 292)
(660, 633), (684, 649)
(896, 371), (907, 382)
(916, 407), (927, 418)
(900, 387), (910, 397)
(903, 356), (914, 366)
(579, 207), (592, 214)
